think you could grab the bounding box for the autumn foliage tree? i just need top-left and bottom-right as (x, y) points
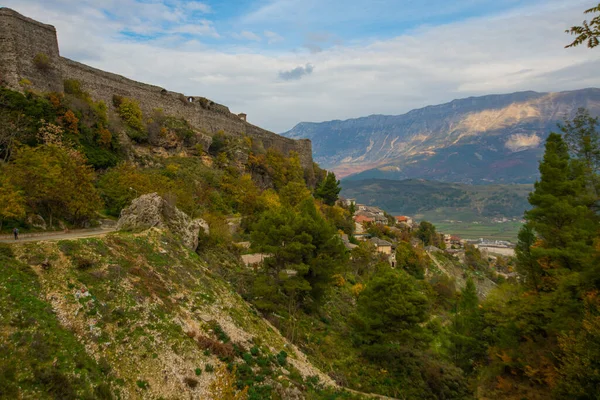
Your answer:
(6, 144), (102, 227)
(0, 173), (26, 231)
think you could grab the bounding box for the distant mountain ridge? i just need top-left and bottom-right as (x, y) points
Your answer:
(282, 89), (600, 183)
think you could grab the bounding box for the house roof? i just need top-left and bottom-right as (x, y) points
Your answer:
(395, 216), (409, 222)
(364, 206), (384, 214)
(370, 237), (393, 247)
(354, 215), (374, 223)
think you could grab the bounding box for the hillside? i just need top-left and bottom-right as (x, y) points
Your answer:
(282, 89), (600, 183)
(0, 79), (478, 399)
(0, 230), (346, 399)
(341, 179), (532, 240)
(341, 179), (532, 218)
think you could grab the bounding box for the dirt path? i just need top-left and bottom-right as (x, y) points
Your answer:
(0, 227), (116, 243)
(344, 388), (400, 399)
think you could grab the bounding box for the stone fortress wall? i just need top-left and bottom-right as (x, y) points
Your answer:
(0, 8), (313, 168)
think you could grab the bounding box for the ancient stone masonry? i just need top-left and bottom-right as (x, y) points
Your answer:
(0, 8), (313, 168)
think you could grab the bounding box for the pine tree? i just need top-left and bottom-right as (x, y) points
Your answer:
(315, 171), (341, 206)
(560, 108), (600, 209)
(515, 223), (542, 292)
(250, 200), (346, 311)
(525, 133), (595, 270)
(353, 268), (430, 347)
(447, 279), (486, 373)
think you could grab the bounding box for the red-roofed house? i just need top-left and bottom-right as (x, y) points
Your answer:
(354, 215), (374, 224)
(395, 216), (413, 225)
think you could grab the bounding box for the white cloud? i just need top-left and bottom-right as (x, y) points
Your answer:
(1, 0), (599, 133)
(184, 1), (211, 13)
(232, 30), (262, 41)
(171, 22), (220, 38)
(264, 30), (284, 44)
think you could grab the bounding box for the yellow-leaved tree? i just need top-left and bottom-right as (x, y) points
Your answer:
(7, 144), (102, 227)
(0, 173), (26, 231)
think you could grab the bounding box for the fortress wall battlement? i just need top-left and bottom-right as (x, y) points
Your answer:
(0, 8), (313, 168)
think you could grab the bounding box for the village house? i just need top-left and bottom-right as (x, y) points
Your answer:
(355, 211), (387, 224)
(354, 215), (374, 224)
(395, 215), (413, 225)
(370, 237), (393, 255)
(357, 205), (385, 216)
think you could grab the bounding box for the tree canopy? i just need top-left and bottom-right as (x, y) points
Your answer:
(566, 3), (600, 48)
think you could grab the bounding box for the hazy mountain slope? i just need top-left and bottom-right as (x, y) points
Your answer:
(283, 89), (600, 183)
(341, 179), (532, 219)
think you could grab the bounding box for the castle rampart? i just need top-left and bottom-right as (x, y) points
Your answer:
(0, 8), (313, 168)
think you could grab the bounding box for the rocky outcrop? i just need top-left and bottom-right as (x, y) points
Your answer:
(116, 193), (208, 250)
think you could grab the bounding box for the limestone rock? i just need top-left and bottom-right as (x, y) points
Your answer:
(116, 193), (208, 250)
(27, 214), (47, 230)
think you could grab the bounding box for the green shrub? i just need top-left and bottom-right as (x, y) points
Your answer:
(136, 380), (149, 389)
(276, 350), (288, 366)
(64, 79), (84, 96)
(195, 368), (202, 376)
(33, 53), (51, 71)
(117, 97), (146, 142)
(74, 256), (95, 270)
(205, 364), (214, 373)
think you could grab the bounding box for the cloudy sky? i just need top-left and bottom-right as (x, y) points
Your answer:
(2, 0), (599, 132)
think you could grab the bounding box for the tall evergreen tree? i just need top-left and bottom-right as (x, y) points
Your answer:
(352, 268), (430, 347)
(560, 108), (600, 209)
(315, 171), (341, 206)
(515, 223), (542, 292)
(448, 279), (485, 373)
(250, 200), (347, 312)
(525, 133), (595, 271)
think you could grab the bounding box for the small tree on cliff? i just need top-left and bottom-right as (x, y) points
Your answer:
(315, 171), (341, 206)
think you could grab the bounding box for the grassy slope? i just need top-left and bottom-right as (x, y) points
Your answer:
(0, 231), (366, 400)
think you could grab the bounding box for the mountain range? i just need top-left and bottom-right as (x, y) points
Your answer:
(282, 88), (600, 184)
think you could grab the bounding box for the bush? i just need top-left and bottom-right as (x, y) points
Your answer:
(33, 53), (51, 71)
(205, 364), (214, 373)
(136, 380), (149, 389)
(196, 335), (235, 360)
(276, 350), (288, 366)
(116, 97), (146, 142)
(184, 377), (199, 388)
(64, 79), (84, 96)
(74, 256), (95, 270)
